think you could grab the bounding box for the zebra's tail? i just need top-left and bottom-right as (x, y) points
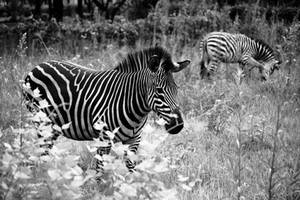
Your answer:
(199, 39), (210, 79)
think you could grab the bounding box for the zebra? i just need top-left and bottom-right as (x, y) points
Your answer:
(199, 31), (281, 81)
(22, 46), (190, 173)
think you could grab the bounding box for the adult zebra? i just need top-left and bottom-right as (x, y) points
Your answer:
(199, 31), (281, 81)
(23, 46), (190, 172)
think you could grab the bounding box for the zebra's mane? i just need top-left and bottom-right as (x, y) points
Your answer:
(114, 46), (172, 73)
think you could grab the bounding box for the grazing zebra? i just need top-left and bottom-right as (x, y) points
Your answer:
(23, 46), (190, 173)
(199, 31), (281, 81)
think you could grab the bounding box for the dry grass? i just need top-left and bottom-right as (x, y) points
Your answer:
(0, 26), (300, 199)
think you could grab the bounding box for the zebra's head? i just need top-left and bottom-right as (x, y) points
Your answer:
(254, 40), (282, 81)
(261, 59), (281, 81)
(146, 48), (190, 134)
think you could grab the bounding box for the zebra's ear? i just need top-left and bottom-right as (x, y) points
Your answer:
(171, 60), (191, 73)
(148, 55), (160, 72)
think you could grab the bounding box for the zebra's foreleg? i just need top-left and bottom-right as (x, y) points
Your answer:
(124, 137), (141, 172)
(95, 141), (112, 175)
(124, 150), (137, 172)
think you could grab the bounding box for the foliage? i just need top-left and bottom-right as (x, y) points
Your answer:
(0, 109), (185, 200)
(0, 0), (291, 56)
(0, 0), (300, 199)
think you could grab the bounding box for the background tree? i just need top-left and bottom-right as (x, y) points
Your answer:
(77, 0), (83, 18)
(53, 0), (63, 21)
(92, 0), (127, 21)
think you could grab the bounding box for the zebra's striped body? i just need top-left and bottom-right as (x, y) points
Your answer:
(199, 32), (281, 80)
(23, 47), (190, 171)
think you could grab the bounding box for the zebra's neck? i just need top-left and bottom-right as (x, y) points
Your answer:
(91, 69), (151, 134)
(253, 39), (275, 63)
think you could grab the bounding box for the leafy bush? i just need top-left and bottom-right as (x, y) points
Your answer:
(0, 106), (186, 200)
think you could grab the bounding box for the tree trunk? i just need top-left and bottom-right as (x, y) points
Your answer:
(34, 0), (42, 18)
(48, 0), (53, 19)
(53, 0), (63, 21)
(77, 0), (83, 18)
(10, 0), (18, 22)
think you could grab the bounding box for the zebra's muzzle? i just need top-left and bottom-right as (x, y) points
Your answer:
(165, 109), (184, 134)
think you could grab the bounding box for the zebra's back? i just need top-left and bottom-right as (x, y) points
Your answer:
(203, 32), (249, 63)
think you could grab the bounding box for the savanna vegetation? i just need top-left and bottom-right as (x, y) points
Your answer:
(0, 0), (299, 199)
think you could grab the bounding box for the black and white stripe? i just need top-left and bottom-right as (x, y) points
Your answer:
(199, 31), (281, 80)
(23, 46), (190, 171)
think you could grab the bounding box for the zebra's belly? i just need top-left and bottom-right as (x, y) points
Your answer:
(59, 114), (147, 142)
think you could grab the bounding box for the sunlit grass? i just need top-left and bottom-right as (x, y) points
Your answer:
(1, 21), (300, 199)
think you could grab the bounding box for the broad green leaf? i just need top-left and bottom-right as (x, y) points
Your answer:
(136, 158), (154, 171)
(40, 155), (52, 162)
(156, 118), (167, 126)
(2, 152), (13, 167)
(22, 82), (31, 90)
(39, 129), (53, 138)
(29, 111), (50, 122)
(139, 140), (156, 156)
(29, 155), (39, 162)
(83, 169), (96, 181)
(48, 169), (61, 180)
(14, 171), (31, 179)
(158, 188), (178, 200)
(55, 141), (73, 152)
(63, 171), (73, 179)
(53, 124), (62, 132)
(62, 122), (72, 130)
(119, 183), (137, 197)
(49, 146), (66, 155)
(93, 121), (107, 131)
(32, 88), (41, 98)
(178, 174), (189, 182)
(92, 138), (110, 147)
(86, 145), (98, 153)
(3, 143), (13, 151)
(1, 182), (8, 190)
(102, 154), (115, 162)
(70, 175), (84, 187)
(112, 143), (128, 156)
(39, 99), (49, 108)
(71, 165), (83, 176)
(153, 159), (169, 173)
(65, 155), (80, 167)
(180, 183), (192, 191)
(107, 130), (116, 140)
(126, 151), (138, 162)
(142, 124), (155, 134)
(94, 154), (103, 161)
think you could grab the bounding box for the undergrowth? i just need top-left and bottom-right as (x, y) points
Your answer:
(0, 1), (300, 199)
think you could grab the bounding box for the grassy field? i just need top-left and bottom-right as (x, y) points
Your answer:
(1, 18), (300, 200)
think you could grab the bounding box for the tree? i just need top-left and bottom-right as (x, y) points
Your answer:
(33, 0), (43, 18)
(92, 0), (127, 21)
(77, 0), (83, 18)
(53, 0), (63, 21)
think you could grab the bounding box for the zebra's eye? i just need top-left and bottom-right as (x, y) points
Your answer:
(156, 87), (164, 93)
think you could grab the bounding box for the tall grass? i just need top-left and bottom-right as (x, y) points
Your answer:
(1, 2), (300, 199)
